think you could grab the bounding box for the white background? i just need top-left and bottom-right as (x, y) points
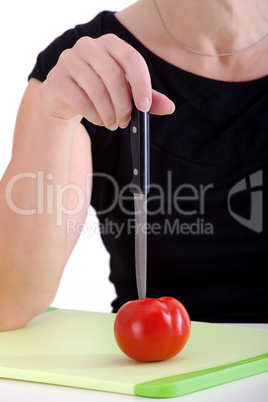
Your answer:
(0, 0), (135, 312)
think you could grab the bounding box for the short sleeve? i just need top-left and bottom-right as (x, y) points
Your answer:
(28, 26), (99, 140)
(28, 28), (81, 83)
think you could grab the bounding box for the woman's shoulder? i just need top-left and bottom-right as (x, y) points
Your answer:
(74, 10), (123, 38)
(28, 11), (124, 83)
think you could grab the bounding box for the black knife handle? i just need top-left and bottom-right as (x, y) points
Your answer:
(129, 106), (150, 195)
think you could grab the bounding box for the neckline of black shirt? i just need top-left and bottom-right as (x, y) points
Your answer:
(105, 11), (268, 87)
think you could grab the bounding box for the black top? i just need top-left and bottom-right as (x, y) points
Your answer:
(29, 11), (268, 322)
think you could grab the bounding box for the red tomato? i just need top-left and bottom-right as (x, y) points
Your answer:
(114, 296), (191, 362)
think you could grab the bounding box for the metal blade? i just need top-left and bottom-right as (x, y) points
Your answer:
(133, 193), (147, 299)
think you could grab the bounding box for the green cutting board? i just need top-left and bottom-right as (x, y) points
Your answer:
(0, 309), (267, 398)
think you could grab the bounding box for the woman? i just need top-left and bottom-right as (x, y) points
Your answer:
(0, 0), (267, 330)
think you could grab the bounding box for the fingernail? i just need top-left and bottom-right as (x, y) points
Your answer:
(139, 97), (151, 112)
(109, 123), (118, 131)
(119, 118), (130, 129)
(168, 101), (176, 115)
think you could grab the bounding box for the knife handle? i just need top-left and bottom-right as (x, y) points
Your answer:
(129, 106), (150, 195)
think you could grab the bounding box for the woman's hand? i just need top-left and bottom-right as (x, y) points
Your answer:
(43, 34), (174, 130)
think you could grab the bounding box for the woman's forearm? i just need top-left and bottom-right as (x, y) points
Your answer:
(0, 87), (81, 330)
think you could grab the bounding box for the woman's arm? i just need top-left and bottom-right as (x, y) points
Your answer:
(0, 34), (173, 331)
(0, 78), (92, 331)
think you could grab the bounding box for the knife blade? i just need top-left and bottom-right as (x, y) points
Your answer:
(129, 105), (150, 299)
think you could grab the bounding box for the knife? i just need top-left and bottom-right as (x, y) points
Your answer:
(129, 105), (150, 299)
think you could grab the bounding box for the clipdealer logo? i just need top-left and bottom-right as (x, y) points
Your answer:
(228, 170), (263, 233)
(4, 169), (264, 236)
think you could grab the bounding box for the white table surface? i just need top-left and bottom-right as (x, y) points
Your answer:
(1, 324), (267, 402)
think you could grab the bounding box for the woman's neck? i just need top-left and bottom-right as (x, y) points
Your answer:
(154, 0), (268, 55)
(116, 0), (268, 81)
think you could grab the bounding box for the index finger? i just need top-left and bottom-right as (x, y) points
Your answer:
(98, 34), (152, 112)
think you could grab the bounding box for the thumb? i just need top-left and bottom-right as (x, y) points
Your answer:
(149, 90), (175, 115)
